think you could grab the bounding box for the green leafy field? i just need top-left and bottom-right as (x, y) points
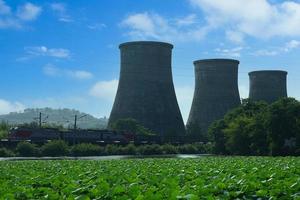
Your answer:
(0, 157), (299, 199)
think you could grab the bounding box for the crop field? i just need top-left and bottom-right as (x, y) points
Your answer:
(0, 157), (299, 199)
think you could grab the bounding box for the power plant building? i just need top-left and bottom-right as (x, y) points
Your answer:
(108, 41), (185, 137)
(248, 70), (288, 103)
(187, 59), (241, 132)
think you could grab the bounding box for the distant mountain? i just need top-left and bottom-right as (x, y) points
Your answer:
(0, 108), (108, 129)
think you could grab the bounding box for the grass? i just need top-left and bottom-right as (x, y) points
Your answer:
(0, 157), (299, 199)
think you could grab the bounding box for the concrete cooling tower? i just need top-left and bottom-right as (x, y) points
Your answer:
(248, 70), (288, 103)
(187, 59), (241, 132)
(108, 41), (185, 138)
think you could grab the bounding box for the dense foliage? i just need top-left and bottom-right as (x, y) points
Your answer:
(41, 140), (69, 157)
(208, 98), (300, 156)
(0, 157), (299, 199)
(0, 121), (9, 139)
(0, 141), (211, 157)
(111, 118), (156, 136)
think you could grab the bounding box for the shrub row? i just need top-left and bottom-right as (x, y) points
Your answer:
(0, 141), (212, 157)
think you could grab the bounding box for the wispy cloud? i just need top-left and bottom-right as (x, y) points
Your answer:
(50, 2), (73, 23)
(215, 46), (243, 57)
(0, 0), (11, 15)
(17, 2), (42, 21)
(0, 1), (41, 29)
(89, 79), (118, 101)
(0, 99), (25, 115)
(189, 0), (300, 39)
(175, 14), (197, 26)
(121, 12), (210, 42)
(43, 64), (93, 80)
(253, 40), (300, 56)
(87, 23), (106, 30)
(24, 46), (71, 59)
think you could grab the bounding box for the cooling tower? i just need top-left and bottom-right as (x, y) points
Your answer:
(108, 41), (185, 138)
(248, 70), (287, 103)
(187, 59), (241, 132)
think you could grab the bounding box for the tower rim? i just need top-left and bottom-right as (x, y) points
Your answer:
(249, 70), (288, 76)
(193, 58), (240, 65)
(119, 41), (173, 49)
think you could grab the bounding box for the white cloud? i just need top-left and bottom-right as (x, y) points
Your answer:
(67, 70), (93, 80)
(0, 0), (11, 15)
(0, 18), (21, 29)
(0, 99), (25, 115)
(283, 40), (300, 52)
(176, 14), (197, 26)
(0, 1), (41, 29)
(24, 46), (70, 58)
(17, 2), (42, 21)
(121, 12), (209, 42)
(189, 0), (300, 39)
(43, 64), (93, 80)
(254, 39), (300, 56)
(43, 64), (61, 76)
(226, 30), (244, 44)
(215, 46), (243, 57)
(50, 3), (72, 23)
(238, 84), (249, 99)
(174, 85), (194, 123)
(253, 49), (279, 56)
(50, 3), (65, 13)
(89, 79), (118, 101)
(87, 23), (106, 30)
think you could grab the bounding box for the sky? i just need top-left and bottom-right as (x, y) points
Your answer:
(1, 0), (300, 122)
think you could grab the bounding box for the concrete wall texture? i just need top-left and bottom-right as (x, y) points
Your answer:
(108, 41), (186, 137)
(249, 70), (288, 103)
(187, 59), (241, 132)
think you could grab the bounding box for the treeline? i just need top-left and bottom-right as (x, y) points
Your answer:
(0, 141), (211, 157)
(208, 98), (300, 156)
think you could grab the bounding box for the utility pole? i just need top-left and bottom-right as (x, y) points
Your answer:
(39, 112), (42, 128)
(73, 115), (77, 145)
(73, 114), (87, 145)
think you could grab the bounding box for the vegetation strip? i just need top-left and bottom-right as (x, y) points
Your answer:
(0, 157), (299, 199)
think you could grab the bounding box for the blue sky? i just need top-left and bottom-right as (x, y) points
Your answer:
(1, 0), (300, 122)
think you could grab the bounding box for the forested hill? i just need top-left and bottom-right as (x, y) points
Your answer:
(0, 108), (108, 129)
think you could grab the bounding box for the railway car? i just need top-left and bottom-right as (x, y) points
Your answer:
(6, 127), (159, 144)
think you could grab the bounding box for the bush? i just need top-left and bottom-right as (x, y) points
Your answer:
(178, 144), (199, 154)
(0, 147), (15, 157)
(41, 140), (69, 157)
(105, 145), (119, 155)
(138, 144), (163, 155)
(71, 143), (104, 156)
(16, 142), (39, 157)
(161, 144), (178, 154)
(121, 143), (137, 155)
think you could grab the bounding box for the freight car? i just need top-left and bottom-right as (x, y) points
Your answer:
(6, 127), (159, 144)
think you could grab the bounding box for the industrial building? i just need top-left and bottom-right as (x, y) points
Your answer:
(187, 59), (241, 132)
(248, 70), (288, 103)
(108, 41), (186, 138)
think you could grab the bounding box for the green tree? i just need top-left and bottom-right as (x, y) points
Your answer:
(111, 118), (155, 136)
(267, 98), (300, 155)
(41, 140), (69, 156)
(186, 122), (207, 142)
(208, 119), (227, 154)
(209, 99), (269, 155)
(0, 121), (10, 139)
(224, 116), (252, 155)
(16, 142), (39, 157)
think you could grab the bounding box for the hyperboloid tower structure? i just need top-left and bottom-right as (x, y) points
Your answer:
(187, 59), (241, 132)
(108, 41), (185, 138)
(248, 70), (288, 103)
